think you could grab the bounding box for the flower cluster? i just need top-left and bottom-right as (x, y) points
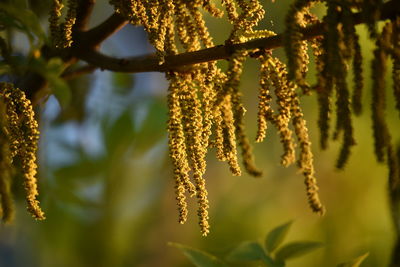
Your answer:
(0, 82), (44, 221)
(109, 0), (327, 234)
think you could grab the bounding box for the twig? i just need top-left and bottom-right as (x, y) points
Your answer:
(61, 64), (97, 80)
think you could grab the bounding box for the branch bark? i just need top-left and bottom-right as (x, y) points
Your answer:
(74, 0), (96, 31)
(77, 12), (128, 49)
(73, 0), (400, 73)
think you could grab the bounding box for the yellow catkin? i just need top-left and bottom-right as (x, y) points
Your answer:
(221, 0), (239, 25)
(175, 1), (201, 52)
(0, 101), (14, 223)
(272, 58), (324, 214)
(167, 74), (196, 224)
(225, 51), (262, 176)
(256, 52), (274, 143)
(49, 0), (63, 48)
(0, 83), (45, 220)
(291, 100), (324, 212)
(291, 94), (325, 215)
(227, 0), (265, 43)
(203, 0), (224, 18)
(213, 73), (229, 162)
(178, 73), (210, 235)
(189, 7), (214, 48)
(284, 0), (317, 84)
(268, 57), (296, 167)
(48, 0), (77, 48)
(62, 0), (78, 48)
(200, 63), (218, 150)
(220, 94), (242, 176)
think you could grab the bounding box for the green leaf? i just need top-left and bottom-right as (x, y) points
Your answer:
(134, 100), (167, 152)
(226, 241), (273, 264)
(104, 109), (135, 153)
(265, 220), (293, 253)
(337, 253), (369, 267)
(0, 62), (12, 75)
(112, 72), (135, 94)
(169, 242), (227, 267)
(0, 3), (45, 45)
(28, 57), (71, 108)
(275, 241), (323, 261)
(48, 75), (71, 108)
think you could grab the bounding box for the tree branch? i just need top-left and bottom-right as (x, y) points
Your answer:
(75, 0), (400, 73)
(74, 0), (96, 31)
(77, 12), (128, 49)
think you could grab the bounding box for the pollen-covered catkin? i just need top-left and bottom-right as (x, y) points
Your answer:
(62, 0), (78, 48)
(259, 56), (324, 213)
(256, 52), (274, 143)
(49, 0), (63, 47)
(0, 101), (14, 223)
(49, 0), (77, 48)
(0, 82), (45, 220)
(225, 51), (262, 176)
(267, 56), (296, 167)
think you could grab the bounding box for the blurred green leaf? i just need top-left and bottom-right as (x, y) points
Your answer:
(29, 57), (71, 107)
(275, 241), (323, 261)
(0, 62), (11, 75)
(48, 75), (71, 108)
(104, 109), (135, 153)
(226, 241), (273, 265)
(337, 252), (369, 267)
(112, 72), (134, 94)
(54, 158), (107, 181)
(265, 220), (293, 253)
(169, 242), (228, 267)
(134, 100), (167, 152)
(0, 3), (45, 45)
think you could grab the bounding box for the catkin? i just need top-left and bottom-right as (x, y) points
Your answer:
(49, 0), (77, 48)
(392, 17), (400, 117)
(371, 23), (392, 163)
(0, 101), (14, 223)
(0, 82), (44, 220)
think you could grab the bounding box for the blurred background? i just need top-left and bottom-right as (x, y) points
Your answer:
(0, 0), (398, 266)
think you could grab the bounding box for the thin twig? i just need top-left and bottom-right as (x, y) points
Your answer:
(61, 64), (97, 80)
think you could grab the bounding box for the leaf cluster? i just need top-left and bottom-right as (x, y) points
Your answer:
(170, 221), (368, 267)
